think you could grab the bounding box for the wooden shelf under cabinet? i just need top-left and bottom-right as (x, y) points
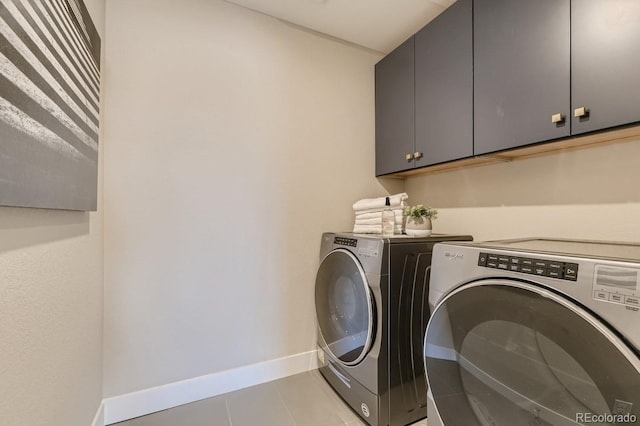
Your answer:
(388, 124), (640, 178)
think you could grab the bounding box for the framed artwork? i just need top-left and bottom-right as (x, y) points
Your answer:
(0, 0), (101, 211)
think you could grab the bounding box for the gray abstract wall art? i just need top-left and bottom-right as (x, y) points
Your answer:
(0, 0), (101, 211)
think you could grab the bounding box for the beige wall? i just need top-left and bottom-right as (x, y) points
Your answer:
(102, 0), (398, 398)
(405, 140), (640, 242)
(3, 0), (637, 422)
(0, 1), (105, 425)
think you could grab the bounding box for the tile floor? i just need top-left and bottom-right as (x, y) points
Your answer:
(114, 369), (428, 426)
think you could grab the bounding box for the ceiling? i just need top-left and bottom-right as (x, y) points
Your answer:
(222, 0), (456, 54)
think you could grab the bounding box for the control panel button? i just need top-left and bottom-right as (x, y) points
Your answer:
(534, 266), (546, 276)
(478, 253), (488, 266)
(610, 294), (624, 304)
(594, 291), (610, 301)
(624, 296), (639, 306)
(533, 260), (548, 276)
(497, 256), (510, 269)
(520, 265), (534, 274)
(564, 263), (579, 281)
(521, 258), (534, 267)
(547, 269), (562, 278)
(547, 261), (563, 272)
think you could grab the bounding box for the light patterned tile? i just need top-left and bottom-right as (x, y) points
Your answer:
(225, 381), (296, 426)
(275, 371), (354, 425)
(112, 395), (230, 426)
(111, 369), (432, 426)
(306, 369), (363, 423)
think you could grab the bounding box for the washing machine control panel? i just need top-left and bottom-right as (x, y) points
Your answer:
(478, 252), (578, 281)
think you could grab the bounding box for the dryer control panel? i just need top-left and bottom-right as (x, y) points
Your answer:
(477, 252), (578, 281)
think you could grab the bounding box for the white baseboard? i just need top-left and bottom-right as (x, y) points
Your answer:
(91, 400), (104, 426)
(103, 349), (319, 425)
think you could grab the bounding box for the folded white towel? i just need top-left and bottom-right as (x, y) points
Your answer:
(355, 216), (383, 225)
(355, 211), (383, 221)
(355, 211), (405, 227)
(353, 193), (408, 211)
(356, 211), (404, 221)
(353, 224), (382, 234)
(355, 205), (406, 215)
(356, 207), (405, 217)
(352, 226), (404, 235)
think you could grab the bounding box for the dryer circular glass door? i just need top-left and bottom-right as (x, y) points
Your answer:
(315, 248), (374, 366)
(424, 279), (640, 426)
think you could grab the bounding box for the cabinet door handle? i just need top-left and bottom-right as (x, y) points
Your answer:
(413, 152), (423, 160)
(574, 107), (588, 118)
(551, 113), (564, 123)
(406, 153), (414, 162)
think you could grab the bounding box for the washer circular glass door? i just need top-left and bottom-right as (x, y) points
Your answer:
(424, 280), (640, 426)
(315, 248), (374, 366)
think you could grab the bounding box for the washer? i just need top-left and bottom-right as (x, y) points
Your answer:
(424, 238), (640, 426)
(315, 232), (472, 426)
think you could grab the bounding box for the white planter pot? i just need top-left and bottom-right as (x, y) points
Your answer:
(405, 216), (432, 237)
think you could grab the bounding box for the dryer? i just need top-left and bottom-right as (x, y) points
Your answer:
(424, 238), (640, 426)
(315, 232), (472, 426)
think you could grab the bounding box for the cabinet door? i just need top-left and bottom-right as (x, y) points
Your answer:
(474, 0), (570, 155)
(415, 0), (473, 166)
(375, 37), (415, 176)
(572, 0), (640, 135)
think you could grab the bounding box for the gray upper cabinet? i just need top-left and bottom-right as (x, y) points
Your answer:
(375, 0), (472, 176)
(415, 0), (473, 167)
(375, 37), (415, 176)
(571, 0), (640, 135)
(375, 0), (640, 176)
(474, 0), (571, 155)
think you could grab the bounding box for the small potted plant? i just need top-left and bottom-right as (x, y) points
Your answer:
(404, 205), (438, 237)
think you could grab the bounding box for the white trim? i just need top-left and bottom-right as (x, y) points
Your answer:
(91, 400), (104, 426)
(103, 349), (319, 425)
